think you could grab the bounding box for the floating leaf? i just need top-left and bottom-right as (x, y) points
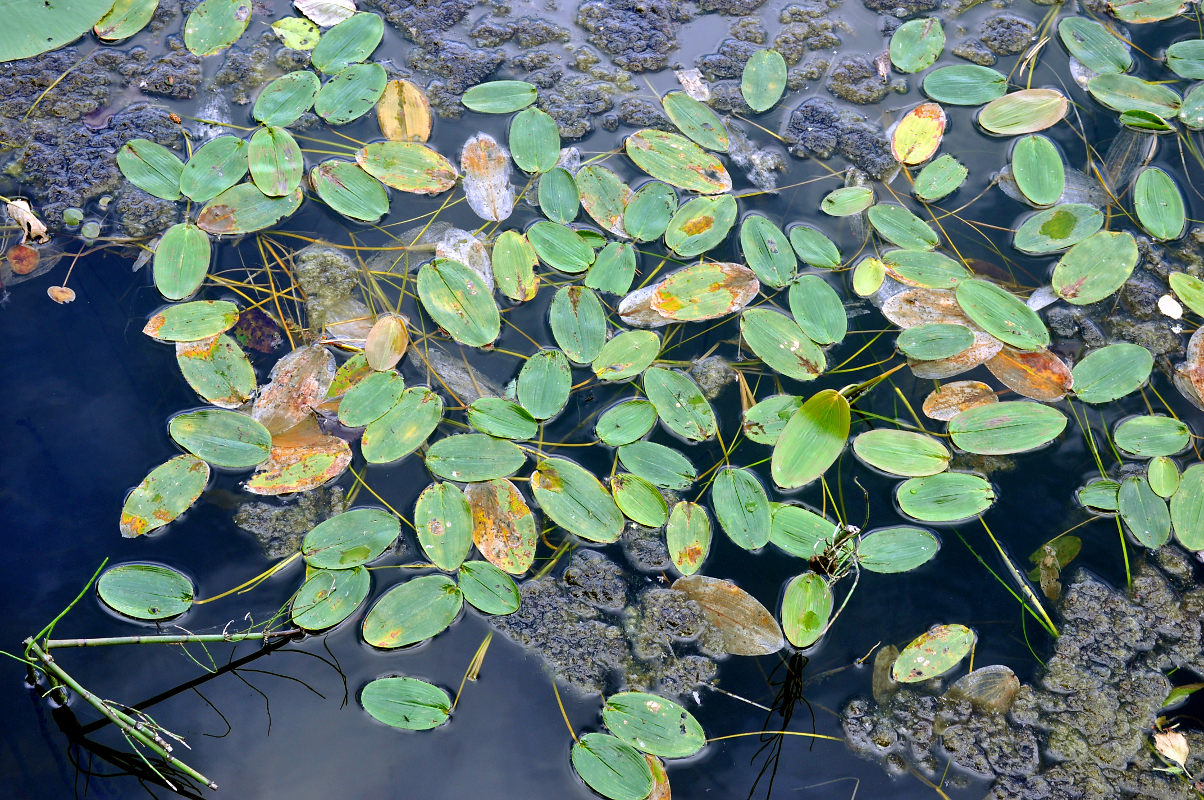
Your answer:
(316, 62), (388, 125)
(603, 692), (705, 758)
(425, 434), (525, 483)
(120, 455), (210, 538)
(571, 734), (654, 800)
(1180, 84), (1204, 130)
(618, 441), (697, 489)
(881, 289), (973, 330)
(458, 560), (521, 614)
(625, 129), (731, 194)
(1071, 343), (1153, 403)
(91, 0), (154, 41)
(184, 0), (252, 56)
(1149, 456), (1181, 499)
(467, 398), (538, 440)
(891, 103), (946, 165)
(252, 345), (334, 434)
(517, 349), (572, 419)
(292, 566), (370, 630)
(611, 474), (669, 527)
(852, 429), (951, 476)
(361, 677), (451, 731)
(985, 347), (1073, 402)
(644, 367), (717, 442)
(377, 79), (432, 142)
(337, 371), (404, 427)
(1167, 39), (1204, 79)
(955, 278), (1048, 351)
(781, 572), (832, 648)
(771, 389), (850, 490)
(550, 286), (606, 363)
(272, 16), (321, 49)
(1059, 18), (1131, 75)
(197, 183), (303, 234)
(1014, 204), (1104, 254)
(362, 574), (462, 649)
(593, 330), (661, 382)
(672, 575), (784, 656)
(294, 0), (355, 26)
(788, 225), (841, 270)
(510, 107), (560, 174)
(1079, 479), (1121, 512)
(596, 400), (658, 446)
(117, 139), (184, 201)
(740, 215), (795, 288)
(179, 135), (249, 202)
(867, 204), (939, 250)
(311, 160), (389, 222)
(923, 65), (1007, 105)
(153, 224), (210, 301)
(357, 141), (457, 194)
(882, 249), (968, 290)
(248, 125), (303, 197)
(624, 181), (677, 241)
(621, 262), (759, 327)
(913, 154), (968, 203)
(1114, 416), (1190, 457)
(922, 380), (997, 422)
(362, 387), (443, 463)
(1170, 271), (1204, 316)
(897, 473), (994, 522)
(586, 241), (638, 295)
(978, 89), (1068, 135)
(907, 331), (1002, 380)
(741, 308), (826, 382)
(303, 507), (399, 569)
(666, 501), (711, 575)
(896, 324), (974, 361)
(415, 482), (474, 571)
(858, 527), (940, 573)
(466, 480), (538, 575)
(310, 12), (382, 73)
(1088, 74), (1181, 118)
(712, 468), (771, 550)
(852, 257), (886, 296)
(98, 564), (194, 621)
(741, 48), (787, 113)
(527, 221), (595, 274)
(1012, 135), (1064, 207)
(665, 194), (737, 257)
(169, 409), (271, 469)
(417, 258), (500, 347)
(1119, 475), (1171, 548)
(742, 394), (803, 445)
(1171, 464), (1204, 550)
(176, 335), (256, 409)
(538, 167), (580, 223)
(663, 91), (728, 151)
(948, 401), (1066, 455)
(460, 133), (515, 222)
(1134, 167), (1185, 241)
(788, 275), (846, 346)
(253, 70), (320, 127)
(530, 457), (625, 543)
(821, 186), (874, 216)
(492, 230), (539, 301)
(462, 81), (537, 113)
(770, 503), (839, 558)
(892, 624), (976, 682)
(890, 18), (944, 73)
(577, 166), (632, 236)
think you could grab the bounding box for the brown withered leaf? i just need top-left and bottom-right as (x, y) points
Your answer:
(377, 79), (432, 143)
(252, 345), (336, 434)
(364, 313), (409, 371)
(244, 434), (351, 495)
(880, 287), (973, 329)
(922, 380), (998, 422)
(986, 346), (1074, 402)
(460, 133), (514, 223)
(465, 479), (538, 575)
(672, 574), (784, 656)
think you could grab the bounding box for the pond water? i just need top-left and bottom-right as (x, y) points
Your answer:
(2, 1), (1204, 799)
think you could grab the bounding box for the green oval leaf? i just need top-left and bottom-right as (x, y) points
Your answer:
(586, 241), (638, 296)
(1149, 456), (1181, 499)
(1114, 416), (1190, 457)
(625, 129), (732, 194)
(955, 278), (1049, 351)
(624, 181), (677, 242)
(415, 482), (474, 571)
(1014, 204), (1104, 255)
(644, 367), (717, 442)
(356, 141), (457, 194)
(517, 349), (572, 420)
(492, 230), (540, 301)
(1134, 167), (1185, 241)
(311, 160), (390, 222)
(303, 507), (399, 569)
(771, 389), (850, 490)
(144, 300), (240, 342)
(154, 224), (210, 301)
(603, 692), (706, 758)
(362, 574), (462, 649)
(596, 400), (658, 446)
(788, 225), (842, 270)
(462, 81), (537, 113)
(458, 560), (521, 614)
(897, 473), (994, 522)
(1071, 343), (1153, 403)
(663, 91), (728, 151)
(867, 204), (939, 250)
(425, 434), (526, 483)
(665, 194), (737, 257)
(1059, 18), (1131, 74)
(890, 18), (945, 73)
(857, 526), (940, 573)
(978, 89), (1068, 136)
(741, 48), (787, 113)
(821, 186), (874, 216)
(527, 221), (595, 274)
(538, 167), (580, 223)
(417, 258), (500, 347)
(712, 467), (771, 550)
(610, 473), (668, 527)
(168, 408), (272, 468)
(310, 12), (382, 74)
(617, 441), (697, 489)
(948, 401), (1067, 455)
(1171, 464), (1204, 550)
(1087, 73), (1181, 118)
(510, 107), (560, 174)
(98, 564), (194, 621)
(741, 308), (826, 382)
(913, 154), (968, 203)
(120, 456), (210, 538)
(253, 70), (321, 126)
(781, 572), (832, 648)
(467, 398), (538, 440)
(740, 215), (796, 288)
(592, 330), (661, 382)
(852, 429), (951, 476)
(531, 457), (625, 543)
(361, 676), (451, 730)
(666, 501), (711, 575)
(248, 125), (304, 197)
(743, 395), (803, 445)
(550, 286), (606, 363)
(892, 624), (976, 682)
(1119, 475), (1171, 548)
(1012, 135), (1064, 207)
(923, 65), (1007, 106)
(896, 323), (974, 361)
(315, 62), (387, 125)
(184, 0), (252, 56)
(292, 566), (370, 630)
(571, 733), (654, 800)
(197, 183), (303, 234)
(117, 139), (184, 201)
(179, 135), (249, 202)
(362, 387), (443, 463)
(175, 335), (254, 411)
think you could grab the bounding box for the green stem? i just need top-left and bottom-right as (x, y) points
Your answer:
(979, 518), (1059, 637)
(24, 641), (218, 790)
(45, 629), (301, 649)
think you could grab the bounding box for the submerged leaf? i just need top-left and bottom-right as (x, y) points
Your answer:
(672, 575), (784, 656)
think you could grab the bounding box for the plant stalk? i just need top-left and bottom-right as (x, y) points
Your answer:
(44, 628), (301, 649)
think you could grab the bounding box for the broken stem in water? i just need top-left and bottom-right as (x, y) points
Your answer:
(44, 629), (301, 649)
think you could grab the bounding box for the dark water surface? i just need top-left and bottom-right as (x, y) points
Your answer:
(2, 1), (1202, 799)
